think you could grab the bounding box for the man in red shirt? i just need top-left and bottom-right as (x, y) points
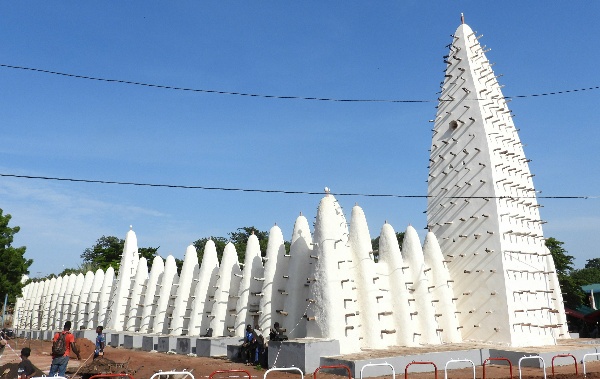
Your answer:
(48, 321), (80, 377)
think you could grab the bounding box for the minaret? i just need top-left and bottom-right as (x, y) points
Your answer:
(427, 16), (566, 346)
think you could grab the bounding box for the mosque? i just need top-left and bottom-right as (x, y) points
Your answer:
(14, 17), (570, 367)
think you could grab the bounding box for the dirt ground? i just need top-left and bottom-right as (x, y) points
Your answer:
(1, 337), (600, 379)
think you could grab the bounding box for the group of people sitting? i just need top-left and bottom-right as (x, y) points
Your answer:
(240, 322), (288, 366)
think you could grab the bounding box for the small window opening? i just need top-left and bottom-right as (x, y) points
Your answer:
(449, 120), (459, 130)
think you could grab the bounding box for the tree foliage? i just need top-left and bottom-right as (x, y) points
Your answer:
(193, 227), (275, 264)
(193, 236), (228, 264)
(571, 268), (600, 286)
(585, 258), (600, 269)
(546, 237), (574, 276)
(545, 237), (586, 309)
(0, 209), (32, 303)
(371, 232), (405, 262)
(81, 236), (159, 272)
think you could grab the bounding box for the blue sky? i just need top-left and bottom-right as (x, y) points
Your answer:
(1, 2), (599, 277)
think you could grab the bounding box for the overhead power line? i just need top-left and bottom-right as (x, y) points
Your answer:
(2, 64), (598, 103)
(0, 173), (595, 200)
(0, 64), (432, 103)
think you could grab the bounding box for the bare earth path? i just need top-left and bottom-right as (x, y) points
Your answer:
(2, 338), (600, 379)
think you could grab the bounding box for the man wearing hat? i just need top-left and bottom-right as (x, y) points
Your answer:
(18, 347), (36, 379)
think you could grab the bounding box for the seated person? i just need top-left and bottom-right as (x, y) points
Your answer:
(269, 322), (288, 341)
(240, 325), (257, 365)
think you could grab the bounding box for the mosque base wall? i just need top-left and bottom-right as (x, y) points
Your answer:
(198, 336), (241, 357)
(15, 328), (600, 377)
(267, 339), (340, 374)
(123, 334), (144, 349)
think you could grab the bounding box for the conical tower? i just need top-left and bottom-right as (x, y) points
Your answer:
(427, 16), (566, 346)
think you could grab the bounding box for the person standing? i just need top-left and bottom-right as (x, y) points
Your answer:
(18, 347), (36, 379)
(94, 326), (105, 359)
(49, 321), (80, 377)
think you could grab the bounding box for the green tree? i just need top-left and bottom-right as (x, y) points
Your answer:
(585, 258), (600, 269)
(371, 232), (405, 262)
(230, 226), (269, 262)
(81, 236), (159, 272)
(571, 268), (600, 286)
(193, 236), (228, 264)
(0, 209), (32, 303)
(545, 237), (585, 309)
(193, 227), (290, 265)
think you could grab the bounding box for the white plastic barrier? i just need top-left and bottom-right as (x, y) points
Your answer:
(518, 356), (546, 379)
(582, 353), (600, 376)
(360, 363), (395, 379)
(150, 371), (195, 379)
(444, 359), (475, 379)
(264, 367), (303, 379)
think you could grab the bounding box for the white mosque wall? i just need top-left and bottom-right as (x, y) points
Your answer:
(258, 225), (287, 333)
(86, 268), (104, 330)
(234, 235), (264, 335)
(305, 194), (360, 354)
(547, 249), (569, 338)
(427, 22), (560, 346)
(97, 267), (114, 328)
(106, 229), (139, 331)
(378, 223), (419, 346)
(60, 275), (76, 328)
(188, 239), (220, 336)
(17, 194), (566, 352)
(69, 274), (85, 327)
(125, 257), (148, 332)
(74, 271), (94, 329)
(210, 242), (242, 336)
(170, 246), (199, 335)
(348, 205), (387, 349)
(422, 232), (462, 343)
(47, 277), (60, 331)
(280, 214), (312, 338)
(402, 226), (442, 345)
(138, 256), (164, 333)
(15, 20), (569, 354)
(37, 280), (47, 330)
(152, 255), (179, 335)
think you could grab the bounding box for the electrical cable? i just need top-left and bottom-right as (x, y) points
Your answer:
(2, 64), (597, 103)
(0, 64), (432, 103)
(0, 173), (595, 200)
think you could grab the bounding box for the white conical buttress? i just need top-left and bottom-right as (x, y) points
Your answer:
(401, 226), (441, 345)
(170, 245), (199, 335)
(62, 275), (78, 326)
(86, 269), (105, 330)
(423, 232), (462, 343)
(281, 214), (312, 338)
(107, 229), (139, 331)
(349, 205), (386, 349)
(234, 234), (264, 334)
(125, 258), (148, 332)
(74, 272), (95, 329)
(306, 194), (359, 354)
(427, 21), (561, 346)
(138, 256), (164, 333)
(152, 255), (179, 334)
(55, 276), (69, 329)
(258, 225), (287, 333)
(378, 223), (417, 346)
(546, 248), (569, 338)
(188, 240), (220, 336)
(210, 242), (242, 336)
(47, 277), (60, 330)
